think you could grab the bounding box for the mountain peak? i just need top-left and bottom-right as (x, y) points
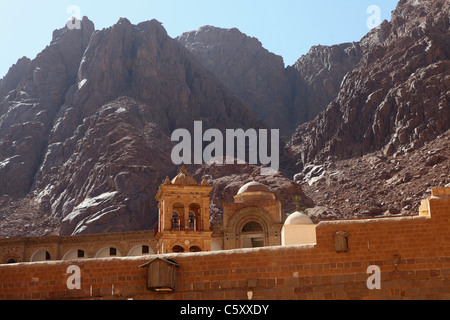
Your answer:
(51, 16), (95, 45)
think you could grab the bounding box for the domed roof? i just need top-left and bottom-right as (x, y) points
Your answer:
(237, 181), (272, 195)
(284, 211), (313, 226)
(171, 167), (198, 186)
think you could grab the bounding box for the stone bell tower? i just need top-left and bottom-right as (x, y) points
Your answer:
(155, 167), (213, 254)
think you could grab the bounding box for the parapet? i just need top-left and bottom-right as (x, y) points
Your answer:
(419, 187), (450, 218)
(431, 187), (450, 198)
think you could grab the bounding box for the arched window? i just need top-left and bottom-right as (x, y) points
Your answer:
(189, 203), (201, 231)
(128, 245), (153, 256)
(2, 255), (20, 264)
(172, 211), (180, 230)
(188, 211), (196, 231)
(172, 245), (185, 253)
(95, 247), (121, 258)
(189, 246), (202, 252)
(30, 250), (51, 262)
(62, 249), (86, 260)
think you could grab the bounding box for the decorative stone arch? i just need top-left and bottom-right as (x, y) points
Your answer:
(128, 245), (154, 256)
(227, 207), (274, 249)
(2, 253), (21, 264)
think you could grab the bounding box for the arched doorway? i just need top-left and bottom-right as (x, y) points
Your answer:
(241, 221), (265, 248)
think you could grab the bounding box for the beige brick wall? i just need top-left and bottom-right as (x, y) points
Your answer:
(1, 190), (449, 300)
(0, 212), (449, 300)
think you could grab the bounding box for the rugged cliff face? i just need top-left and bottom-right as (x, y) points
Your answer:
(177, 26), (294, 133)
(287, 0), (450, 170)
(177, 26), (362, 136)
(290, 42), (362, 124)
(0, 17), (309, 237)
(283, 0), (450, 219)
(0, 17), (95, 197)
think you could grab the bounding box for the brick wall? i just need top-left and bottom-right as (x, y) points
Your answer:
(1, 204), (449, 300)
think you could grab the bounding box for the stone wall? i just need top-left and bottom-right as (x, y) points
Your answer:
(0, 231), (157, 263)
(0, 188), (449, 300)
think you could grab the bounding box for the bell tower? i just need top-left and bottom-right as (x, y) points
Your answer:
(155, 167), (213, 254)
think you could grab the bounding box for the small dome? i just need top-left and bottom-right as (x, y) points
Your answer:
(237, 181), (272, 195)
(284, 211), (313, 226)
(171, 167), (198, 186)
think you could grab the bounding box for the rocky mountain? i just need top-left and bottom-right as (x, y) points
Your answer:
(284, 0), (450, 219)
(0, 0), (448, 237)
(0, 17), (262, 236)
(177, 26), (293, 133)
(290, 42), (362, 124)
(0, 16), (308, 237)
(299, 128), (449, 221)
(287, 0), (450, 170)
(177, 26), (361, 135)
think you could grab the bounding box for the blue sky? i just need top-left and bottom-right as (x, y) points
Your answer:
(0, 0), (399, 78)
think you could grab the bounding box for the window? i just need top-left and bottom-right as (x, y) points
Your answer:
(189, 204), (201, 231)
(172, 245), (185, 253)
(77, 250), (85, 258)
(188, 212), (196, 231)
(172, 212), (180, 231)
(142, 245), (150, 254)
(189, 246), (202, 252)
(110, 247), (117, 256)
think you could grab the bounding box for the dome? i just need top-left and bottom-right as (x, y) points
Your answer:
(171, 167), (198, 186)
(237, 181), (272, 195)
(234, 180), (275, 203)
(284, 211), (313, 226)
